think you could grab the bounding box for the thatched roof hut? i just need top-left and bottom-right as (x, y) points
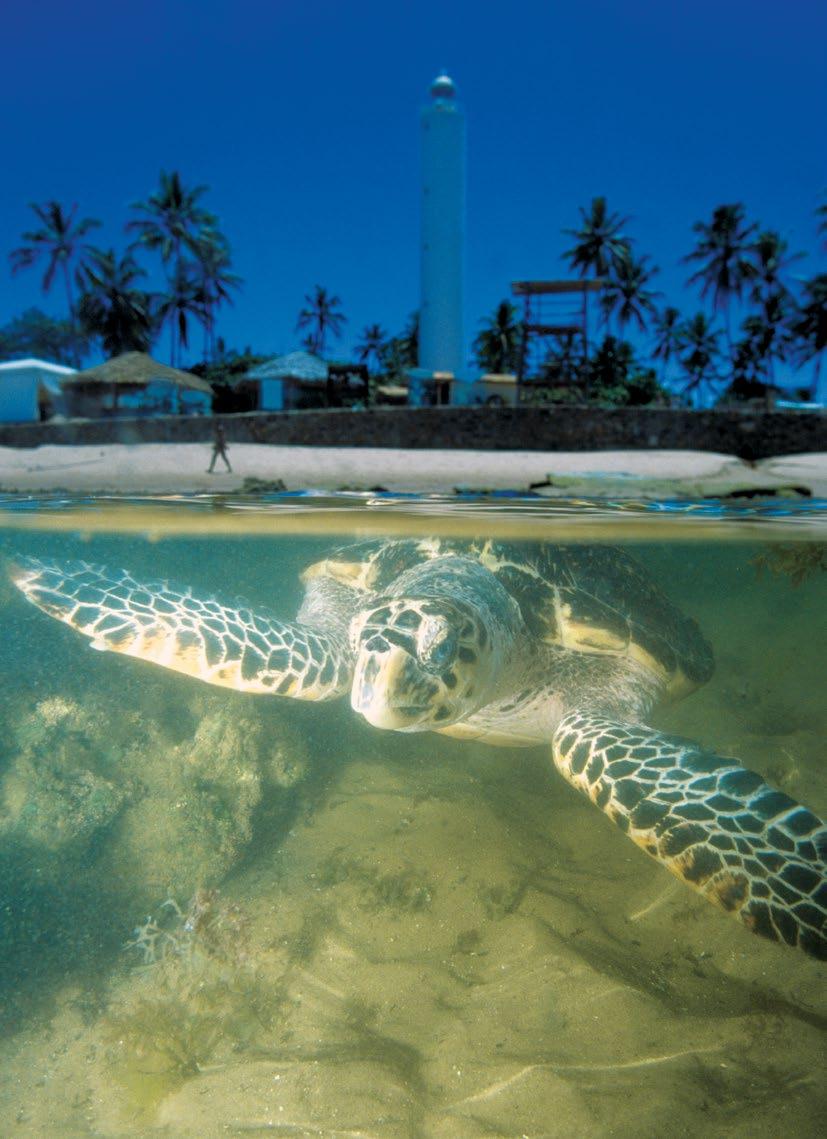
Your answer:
(62, 352), (212, 416)
(247, 351), (327, 383)
(64, 352), (212, 394)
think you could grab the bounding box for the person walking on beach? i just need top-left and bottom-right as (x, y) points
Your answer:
(207, 421), (232, 473)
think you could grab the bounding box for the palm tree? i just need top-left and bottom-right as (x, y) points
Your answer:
(191, 228), (242, 359)
(9, 201), (101, 363)
(683, 203), (757, 351)
(155, 260), (205, 367)
(600, 255), (660, 335)
(378, 312), (419, 381)
(738, 293), (790, 385)
(356, 323), (387, 373)
(127, 171), (218, 366)
(295, 285), (347, 356)
(587, 335), (637, 402)
(77, 248), (153, 357)
(787, 275), (827, 398)
(543, 331), (585, 389)
(126, 170), (213, 264)
(398, 311), (419, 368)
(473, 301), (522, 374)
(816, 193), (827, 255)
(563, 196), (630, 279)
(651, 306), (683, 386)
(678, 313), (723, 406)
(749, 230), (802, 303)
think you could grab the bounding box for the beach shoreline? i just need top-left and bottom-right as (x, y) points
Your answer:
(0, 442), (825, 498)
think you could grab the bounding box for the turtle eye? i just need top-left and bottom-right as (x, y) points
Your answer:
(420, 628), (458, 671)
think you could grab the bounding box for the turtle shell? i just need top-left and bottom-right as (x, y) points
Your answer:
(475, 541), (714, 699)
(303, 538), (713, 700)
(301, 538), (448, 594)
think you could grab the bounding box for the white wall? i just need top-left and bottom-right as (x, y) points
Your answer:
(0, 363), (50, 422)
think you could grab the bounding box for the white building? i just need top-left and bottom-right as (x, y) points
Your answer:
(0, 358), (75, 422)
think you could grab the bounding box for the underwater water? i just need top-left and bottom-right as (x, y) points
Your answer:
(0, 493), (824, 1138)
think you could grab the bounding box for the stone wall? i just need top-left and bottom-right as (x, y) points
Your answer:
(0, 406), (824, 460)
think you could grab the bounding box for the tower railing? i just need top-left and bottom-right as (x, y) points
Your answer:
(511, 280), (604, 385)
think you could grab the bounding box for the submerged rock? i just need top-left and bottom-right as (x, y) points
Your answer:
(0, 685), (312, 903)
(0, 696), (135, 852)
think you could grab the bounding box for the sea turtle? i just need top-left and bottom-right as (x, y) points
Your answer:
(11, 538), (826, 958)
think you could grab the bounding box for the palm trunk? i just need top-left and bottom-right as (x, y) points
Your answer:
(62, 261), (81, 366)
(724, 302), (734, 371)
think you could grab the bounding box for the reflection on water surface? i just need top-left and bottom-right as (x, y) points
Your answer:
(0, 495), (824, 1137)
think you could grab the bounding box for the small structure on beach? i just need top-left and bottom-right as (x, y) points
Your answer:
(0, 357), (76, 422)
(406, 367), (453, 407)
(474, 373), (519, 407)
(247, 351), (328, 410)
(246, 351), (367, 410)
(60, 353), (213, 417)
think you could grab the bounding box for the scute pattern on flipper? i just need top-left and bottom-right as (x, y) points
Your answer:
(12, 557), (352, 699)
(552, 711), (827, 959)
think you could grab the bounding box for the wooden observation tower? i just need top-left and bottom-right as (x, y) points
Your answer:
(511, 279), (604, 383)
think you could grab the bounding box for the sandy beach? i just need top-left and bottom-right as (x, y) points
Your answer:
(0, 442), (825, 497)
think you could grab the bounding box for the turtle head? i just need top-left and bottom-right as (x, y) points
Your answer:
(349, 597), (497, 731)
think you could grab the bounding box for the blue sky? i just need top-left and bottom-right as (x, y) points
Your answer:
(2, 0), (825, 377)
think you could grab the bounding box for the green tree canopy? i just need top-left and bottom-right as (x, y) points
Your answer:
(541, 332), (586, 389)
(472, 300), (522, 374)
(736, 292), (790, 385)
(678, 313), (722, 405)
(77, 248), (154, 357)
(0, 308), (92, 366)
(563, 197), (630, 279)
(126, 171), (231, 365)
(126, 171), (213, 264)
(296, 285), (347, 356)
(155, 260), (205, 367)
(683, 203), (757, 347)
(786, 274), (827, 395)
(586, 335), (665, 406)
(749, 229), (802, 303)
(9, 201), (101, 364)
(600, 254), (660, 334)
(651, 306), (683, 385)
(379, 312), (419, 381)
(356, 323), (388, 373)
(190, 227), (243, 359)
(816, 192), (827, 255)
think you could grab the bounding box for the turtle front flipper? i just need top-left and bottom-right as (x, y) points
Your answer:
(552, 712), (826, 959)
(11, 557), (352, 700)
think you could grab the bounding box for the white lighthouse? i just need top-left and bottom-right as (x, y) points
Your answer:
(419, 72), (466, 396)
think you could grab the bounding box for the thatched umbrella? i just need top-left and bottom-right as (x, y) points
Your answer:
(64, 352), (212, 412)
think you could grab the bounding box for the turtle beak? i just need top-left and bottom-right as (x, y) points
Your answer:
(351, 646), (432, 730)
